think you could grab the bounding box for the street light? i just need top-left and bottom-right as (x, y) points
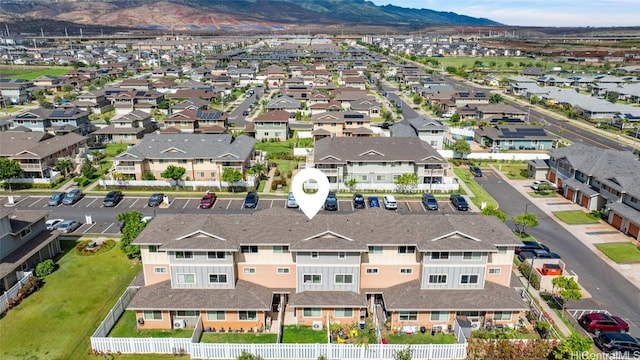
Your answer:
(526, 254), (538, 293)
(520, 203), (531, 236)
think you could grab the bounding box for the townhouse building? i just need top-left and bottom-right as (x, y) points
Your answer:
(113, 133), (256, 181)
(313, 137), (454, 191)
(9, 108), (92, 135)
(92, 110), (155, 145)
(474, 125), (555, 151)
(128, 210), (526, 332)
(311, 112), (373, 140)
(547, 143), (640, 240)
(252, 110), (290, 141)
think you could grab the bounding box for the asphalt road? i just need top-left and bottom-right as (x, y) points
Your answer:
(476, 170), (640, 336)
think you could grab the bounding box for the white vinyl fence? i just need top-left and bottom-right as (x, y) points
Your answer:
(0, 272), (34, 314)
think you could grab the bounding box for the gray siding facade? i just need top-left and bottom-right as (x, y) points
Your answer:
(421, 265), (486, 289)
(295, 252), (361, 265)
(296, 265), (360, 292)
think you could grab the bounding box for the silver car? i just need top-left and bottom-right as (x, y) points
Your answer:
(57, 220), (81, 233)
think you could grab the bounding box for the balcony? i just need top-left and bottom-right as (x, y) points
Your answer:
(422, 169), (445, 176)
(115, 166), (136, 173)
(318, 168), (339, 176)
(20, 163), (45, 171)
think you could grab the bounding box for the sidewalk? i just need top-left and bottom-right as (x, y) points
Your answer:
(262, 167), (277, 194)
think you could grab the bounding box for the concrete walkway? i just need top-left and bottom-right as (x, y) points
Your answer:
(262, 167), (277, 194)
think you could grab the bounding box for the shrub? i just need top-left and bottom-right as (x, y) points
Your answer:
(271, 182), (278, 191)
(280, 179), (287, 186)
(274, 169), (281, 177)
(518, 261), (540, 290)
(142, 171), (156, 180)
(35, 259), (55, 277)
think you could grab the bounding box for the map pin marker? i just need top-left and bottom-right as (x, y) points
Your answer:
(291, 168), (330, 220)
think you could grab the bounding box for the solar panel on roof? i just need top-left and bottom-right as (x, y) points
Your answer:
(344, 114), (364, 119)
(51, 110), (66, 117)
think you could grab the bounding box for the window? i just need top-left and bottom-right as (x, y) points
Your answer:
(153, 267), (167, 274)
(497, 246), (507, 254)
(209, 274), (228, 283)
(277, 267), (290, 274)
(428, 274), (447, 284)
(399, 312), (418, 321)
(376, 175), (385, 181)
(366, 268), (378, 274)
(175, 251), (193, 259)
(493, 311), (512, 321)
(241, 246), (258, 253)
(207, 251), (226, 259)
(20, 227), (31, 238)
(431, 252), (449, 260)
(148, 245), (158, 253)
(335, 274), (353, 284)
(338, 252), (346, 258)
(176, 310), (197, 317)
(398, 246), (415, 254)
(206, 311), (225, 321)
(368, 246), (382, 254)
(400, 268), (413, 274)
(310, 252), (319, 258)
(197, 172), (205, 178)
(335, 308), (353, 318)
(488, 268), (501, 275)
(430, 311), (449, 321)
(303, 308), (321, 317)
(460, 275), (479, 284)
(143, 310), (162, 320)
(273, 245), (290, 253)
(238, 311), (257, 320)
(243, 268), (256, 274)
(177, 273), (195, 284)
(303, 274), (321, 284)
(463, 252), (481, 260)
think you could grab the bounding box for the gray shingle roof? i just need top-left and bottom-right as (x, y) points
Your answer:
(314, 137), (445, 165)
(114, 133), (256, 161)
(289, 291), (367, 308)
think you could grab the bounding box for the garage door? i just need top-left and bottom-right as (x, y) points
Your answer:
(566, 188), (575, 202)
(629, 223), (640, 238)
(548, 171), (556, 183)
(611, 214), (623, 230)
(580, 194), (589, 208)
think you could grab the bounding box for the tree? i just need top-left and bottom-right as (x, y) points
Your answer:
(142, 171), (156, 180)
(393, 346), (412, 360)
(536, 182), (555, 194)
(35, 259), (56, 277)
(81, 161), (97, 179)
(551, 276), (582, 313)
(345, 178), (357, 191)
(54, 159), (73, 177)
(451, 139), (471, 160)
(161, 165), (186, 186)
(412, 96), (422, 106)
(221, 168), (243, 193)
(394, 173), (418, 193)
(248, 163), (267, 179)
(0, 158), (23, 191)
(481, 205), (507, 222)
(116, 210), (147, 259)
(551, 333), (593, 360)
(512, 212), (539, 236)
(489, 94), (503, 104)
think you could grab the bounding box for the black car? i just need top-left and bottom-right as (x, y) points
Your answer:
(594, 332), (640, 356)
(450, 194), (469, 211)
(515, 241), (550, 254)
(422, 193), (439, 211)
(244, 191), (259, 208)
(148, 193), (165, 207)
(517, 249), (561, 262)
(470, 166), (483, 177)
(103, 191), (123, 207)
(324, 192), (338, 211)
(353, 193), (365, 209)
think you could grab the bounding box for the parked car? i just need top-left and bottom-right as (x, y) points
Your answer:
(531, 180), (556, 191)
(383, 195), (398, 210)
(62, 189), (84, 205)
(45, 218), (64, 230)
(594, 332), (640, 355)
(579, 313), (630, 335)
(102, 191), (123, 207)
(57, 220), (81, 233)
(199, 193), (217, 209)
(324, 192), (338, 211)
(353, 193), (365, 209)
(515, 241), (550, 254)
(244, 191), (259, 208)
(421, 193), (439, 211)
(470, 166), (483, 177)
(368, 196), (380, 208)
(450, 194), (469, 211)
(48, 192), (65, 206)
(286, 192), (298, 208)
(517, 249), (561, 262)
(148, 193), (165, 207)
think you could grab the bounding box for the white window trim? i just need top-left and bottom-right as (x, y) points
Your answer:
(277, 267), (290, 274)
(302, 308), (322, 318)
(463, 252), (481, 260)
(176, 273), (195, 284)
(303, 274), (322, 284)
(175, 251), (194, 260)
(334, 308), (353, 318)
(488, 268), (501, 275)
(243, 267), (256, 274)
(400, 268), (413, 275)
(238, 311), (258, 321)
(153, 267), (167, 274)
(310, 252), (319, 258)
(334, 274), (353, 284)
(428, 274), (447, 284)
(208, 273), (228, 284)
(399, 311), (418, 321)
(338, 252), (346, 258)
(365, 268), (379, 274)
(430, 311), (449, 321)
(460, 274), (479, 284)
(493, 311), (512, 321)
(143, 310), (163, 320)
(206, 311), (226, 321)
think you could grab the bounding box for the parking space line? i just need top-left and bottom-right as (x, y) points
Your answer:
(28, 198), (41, 207)
(102, 223), (115, 234)
(128, 199), (139, 208)
(405, 201), (412, 212)
(182, 199), (191, 209)
(420, 202), (427, 212)
(226, 200), (232, 210)
(351, 201), (354, 212)
(270, 199), (274, 208)
(85, 198), (98, 208)
(82, 222), (97, 234)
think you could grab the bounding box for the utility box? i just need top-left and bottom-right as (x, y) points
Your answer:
(541, 263), (562, 276)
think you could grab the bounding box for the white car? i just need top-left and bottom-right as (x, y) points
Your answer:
(383, 195), (398, 210)
(531, 180), (556, 191)
(57, 220), (81, 233)
(45, 218), (65, 230)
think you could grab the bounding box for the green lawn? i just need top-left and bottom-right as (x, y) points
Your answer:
(453, 167), (498, 208)
(384, 333), (457, 344)
(528, 191), (558, 198)
(281, 325), (328, 343)
(254, 139), (294, 154)
(595, 242), (640, 263)
(104, 143), (129, 157)
(200, 332), (277, 343)
(0, 66), (70, 80)
(552, 210), (601, 224)
(0, 240), (142, 360)
(109, 310), (192, 338)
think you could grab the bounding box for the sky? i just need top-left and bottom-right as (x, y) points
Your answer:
(368, 1), (640, 27)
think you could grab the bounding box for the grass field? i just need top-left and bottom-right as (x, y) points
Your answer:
(0, 240), (142, 360)
(0, 66), (71, 80)
(384, 333), (457, 344)
(453, 167), (498, 209)
(552, 210), (601, 224)
(595, 242), (640, 263)
(109, 311), (192, 338)
(200, 332), (277, 343)
(412, 56), (572, 73)
(281, 325), (328, 343)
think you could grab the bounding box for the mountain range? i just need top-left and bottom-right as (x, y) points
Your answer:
(0, 0), (500, 34)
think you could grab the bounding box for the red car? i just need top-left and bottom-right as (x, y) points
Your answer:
(579, 313), (629, 335)
(199, 193), (217, 209)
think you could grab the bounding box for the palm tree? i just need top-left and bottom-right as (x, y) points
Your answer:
(55, 159), (73, 177)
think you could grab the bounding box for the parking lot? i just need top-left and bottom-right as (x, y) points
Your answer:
(1, 194), (469, 235)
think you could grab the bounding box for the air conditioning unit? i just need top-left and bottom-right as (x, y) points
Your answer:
(173, 319), (186, 329)
(312, 321), (323, 331)
(470, 320), (481, 329)
(137, 318), (145, 325)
